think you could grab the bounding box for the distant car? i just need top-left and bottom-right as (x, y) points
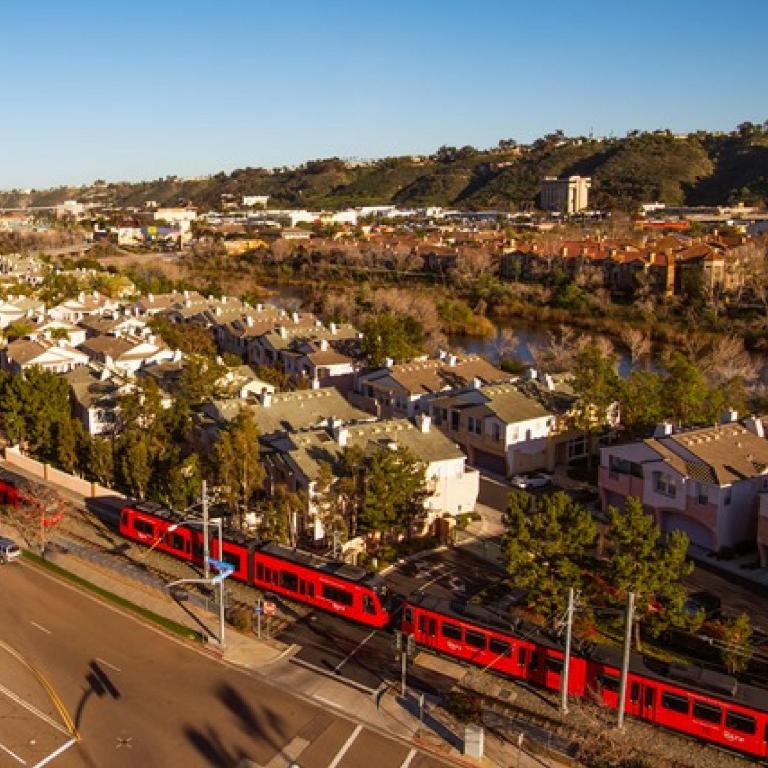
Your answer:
(0, 537), (21, 564)
(684, 591), (722, 621)
(511, 473), (552, 490)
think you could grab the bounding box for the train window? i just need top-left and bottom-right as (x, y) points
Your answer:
(166, 533), (185, 551)
(308, 582), (315, 598)
(726, 711), (756, 735)
(134, 519), (153, 536)
(363, 595), (375, 615)
(599, 675), (619, 693)
(441, 622), (462, 641)
(645, 688), (655, 708)
(120, 511), (128, 526)
(465, 631), (487, 650)
(321, 584), (353, 606)
(517, 648), (526, 667)
(418, 615), (426, 633)
(661, 692), (689, 714)
(530, 651), (539, 671)
(630, 682), (640, 703)
(428, 619), (436, 637)
(222, 551), (242, 572)
(546, 658), (563, 674)
(281, 571), (299, 592)
(404, 608), (413, 624)
(490, 638), (511, 657)
(256, 563), (264, 581)
(264, 567), (272, 583)
(693, 701), (722, 724)
(193, 542), (203, 558)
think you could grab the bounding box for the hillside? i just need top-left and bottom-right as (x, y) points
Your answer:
(2, 127), (767, 212)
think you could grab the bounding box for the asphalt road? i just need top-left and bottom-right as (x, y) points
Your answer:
(0, 562), (450, 768)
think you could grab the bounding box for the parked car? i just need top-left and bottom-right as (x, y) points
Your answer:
(0, 537), (21, 564)
(684, 591), (722, 621)
(511, 473), (552, 490)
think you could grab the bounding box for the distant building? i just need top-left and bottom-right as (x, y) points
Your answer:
(540, 176), (591, 215)
(243, 195), (269, 208)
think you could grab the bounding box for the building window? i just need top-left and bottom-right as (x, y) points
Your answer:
(467, 417), (482, 436)
(724, 487), (732, 506)
(653, 471), (677, 498)
(567, 435), (587, 460)
(695, 482), (708, 505)
(491, 423), (501, 442)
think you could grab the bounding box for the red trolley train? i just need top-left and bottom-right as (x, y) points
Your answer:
(403, 594), (768, 758)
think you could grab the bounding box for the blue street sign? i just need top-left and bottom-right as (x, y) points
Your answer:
(253, 605), (263, 614)
(206, 557), (235, 581)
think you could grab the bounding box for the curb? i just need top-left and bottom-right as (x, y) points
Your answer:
(289, 655), (382, 695)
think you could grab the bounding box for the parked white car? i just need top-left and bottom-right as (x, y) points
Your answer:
(0, 537), (21, 564)
(511, 473), (552, 490)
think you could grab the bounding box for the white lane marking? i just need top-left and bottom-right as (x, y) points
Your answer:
(313, 694), (343, 710)
(32, 738), (77, 768)
(399, 748), (417, 768)
(0, 743), (26, 765)
(0, 682), (69, 735)
(333, 629), (377, 673)
(416, 571), (446, 593)
(29, 621), (51, 635)
(327, 724), (362, 768)
(95, 657), (121, 673)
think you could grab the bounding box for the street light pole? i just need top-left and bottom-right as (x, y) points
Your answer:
(202, 479), (210, 580)
(216, 517), (225, 649)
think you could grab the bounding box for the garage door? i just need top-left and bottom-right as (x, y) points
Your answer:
(661, 513), (714, 550)
(472, 449), (507, 476)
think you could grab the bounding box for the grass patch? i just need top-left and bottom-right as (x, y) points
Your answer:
(23, 550), (203, 643)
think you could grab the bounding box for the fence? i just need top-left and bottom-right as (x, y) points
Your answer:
(3, 445), (127, 508)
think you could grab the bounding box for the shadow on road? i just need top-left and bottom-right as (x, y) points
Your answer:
(183, 683), (288, 767)
(74, 660), (121, 730)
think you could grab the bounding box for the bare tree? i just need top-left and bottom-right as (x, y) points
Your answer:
(619, 326), (652, 367)
(489, 328), (518, 364)
(530, 326), (588, 372)
(0, 481), (66, 555)
(700, 336), (758, 386)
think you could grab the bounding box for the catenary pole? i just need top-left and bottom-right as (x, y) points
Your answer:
(617, 591), (635, 729)
(560, 587), (575, 714)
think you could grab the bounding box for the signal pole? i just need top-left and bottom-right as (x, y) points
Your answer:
(617, 591), (635, 730)
(202, 480), (210, 580)
(560, 587), (575, 714)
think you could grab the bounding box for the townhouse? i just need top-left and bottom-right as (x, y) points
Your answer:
(354, 353), (515, 419)
(78, 334), (175, 375)
(0, 295), (46, 329)
(48, 291), (119, 324)
(1, 339), (89, 374)
(427, 375), (585, 476)
(599, 419), (768, 554)
(64, 366), (134, 435)
(264, 416), (479, 541)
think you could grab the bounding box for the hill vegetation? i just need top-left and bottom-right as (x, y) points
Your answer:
(3, 123), (768, 212)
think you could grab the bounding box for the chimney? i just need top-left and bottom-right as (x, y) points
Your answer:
(335, 425), (348, 447)
(279, 325), (288, 339)
(438, 349), (448, 360)
(653, 422), (674, 438)
(246, 315), (254, 327)
(472, 377), (482, 389)
(292, 311), (300, 324)
(329, 322), (337, 334)
(384, 357), (394, 368)
(544, 373), (555, 391)
(183, 290), (190, 299)
(262, 391), (273, 407)
(744, 416), (765, 439)
(525, 367), (538, 380)
(721, 409), (738, 424)
(417, 414), (431, 433)
(148, 293), (154, 303)
(256, 303), (263, 311)
(319, 338), (329, 351)
(215, 306), (223, 316)
(447, 354), (458, 367)
(147, 334), (156, 345)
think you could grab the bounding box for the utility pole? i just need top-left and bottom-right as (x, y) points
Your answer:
(202, 479), (210, 580)
(217, 517), (225, 649)
(560, 587), (575, 714)
(617, 591), (635, 730)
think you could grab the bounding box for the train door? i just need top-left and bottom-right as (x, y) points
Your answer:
(418, 612), (438, 650)
(640, 683), (656, 722)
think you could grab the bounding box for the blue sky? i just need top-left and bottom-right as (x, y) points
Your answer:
(1, 0), (766, 189)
